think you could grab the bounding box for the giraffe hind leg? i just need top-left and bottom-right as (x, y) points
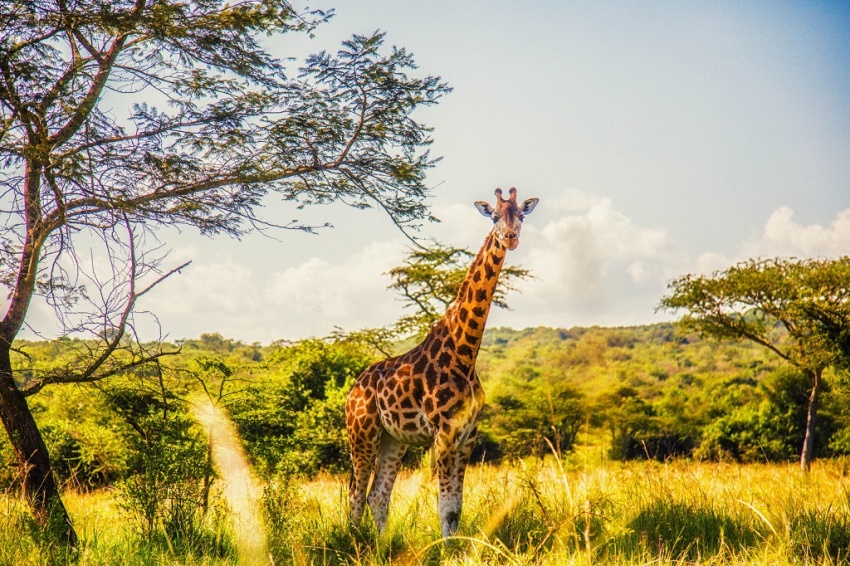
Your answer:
(349, 438), (378, 527)
(347, 391), (382, 527)
(366, 432), (409, 532)
(348, 457), (374, 525)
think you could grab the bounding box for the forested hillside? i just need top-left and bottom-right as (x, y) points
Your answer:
(477, 325), (849, 463)
(6, 323), (849, 493)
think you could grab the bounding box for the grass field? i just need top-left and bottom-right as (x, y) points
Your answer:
(2, 456), (849, 565)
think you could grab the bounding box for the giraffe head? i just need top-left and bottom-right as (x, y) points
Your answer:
(474, 188), (539, 250)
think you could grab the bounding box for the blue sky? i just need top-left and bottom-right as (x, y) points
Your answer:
(18, 1), (850, 342)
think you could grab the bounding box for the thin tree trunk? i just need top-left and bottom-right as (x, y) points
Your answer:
(0, 346), (77, 546)
(800, 368), (822, 472)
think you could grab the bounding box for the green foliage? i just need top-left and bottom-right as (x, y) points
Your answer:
(601, 386), (687, 461)
(694, 367), (821, 463)
(262, 477), (307, 565)
(825, 372), (850, 456)
(387, 241), (532, 338)
(660, 257), (850, 469)
(660, 257), (850, 374)
(1, 3), (448, 250)
(793, 258), (850, 371)
(27, 387), (131, 489)
(6, 322), (850, 493)
(114, 387), (217, 549)
(229, 335), (377, 475)
(289, 378), (353, 474)
(480, 364), (584, 461)
(477, 325), (850, 463)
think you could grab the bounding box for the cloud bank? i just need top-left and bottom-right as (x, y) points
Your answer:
(7, 190), (849, 343)
(487, 190), (850, 330)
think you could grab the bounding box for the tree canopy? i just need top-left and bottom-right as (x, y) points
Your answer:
(0, 0), (449, 542)
(660, 256), (850, 470)
(387, 241), (531, 338)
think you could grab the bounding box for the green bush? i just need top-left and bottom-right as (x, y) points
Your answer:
(116, 405), (233, 558)
(230, 336), (375, 474)
(696, 367), (837, 462)
(479, 364), (585, 461)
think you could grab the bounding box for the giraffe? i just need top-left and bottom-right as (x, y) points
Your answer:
(345, 187), (539, 537)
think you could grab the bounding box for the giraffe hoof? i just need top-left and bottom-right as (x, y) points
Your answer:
(442, 512), (459, 537)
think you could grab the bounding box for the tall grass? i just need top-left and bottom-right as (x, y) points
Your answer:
(1, 458), (849, 564)
(278, 458), (850, 565)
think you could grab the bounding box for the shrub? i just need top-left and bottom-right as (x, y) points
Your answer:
(696, 367), (838, 463)
(230, 336), (376, 474)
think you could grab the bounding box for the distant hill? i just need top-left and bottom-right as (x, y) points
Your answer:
(477, 323), (777, 400)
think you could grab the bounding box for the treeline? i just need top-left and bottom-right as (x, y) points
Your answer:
(6, 323), (849, 495)
(477, 325), (850, 463)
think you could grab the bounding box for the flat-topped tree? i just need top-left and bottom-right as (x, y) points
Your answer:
(0, 0), (448, 544)
(387, 241), (533, 339)
(660, 257), (850, 471)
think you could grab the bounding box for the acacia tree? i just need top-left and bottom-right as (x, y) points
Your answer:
(660, 257), (850, 471)
(387, 241), (531, 338)
(0, 0), (448, 544)
(800, 260), (850, 371)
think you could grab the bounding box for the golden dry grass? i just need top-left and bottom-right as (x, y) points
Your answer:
(1, 457), (849, 565)
(289, 457), (850, 565)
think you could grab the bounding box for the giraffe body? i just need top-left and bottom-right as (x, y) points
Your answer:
(346, 188), (538, 537)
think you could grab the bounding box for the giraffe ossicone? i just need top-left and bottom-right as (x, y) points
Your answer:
(345, 187), (539, 538)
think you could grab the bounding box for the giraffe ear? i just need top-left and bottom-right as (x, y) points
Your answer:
(520, 198), (539, 216)
(474, 201), (494, 217)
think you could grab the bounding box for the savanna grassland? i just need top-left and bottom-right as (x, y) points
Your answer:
(1, 456), (849, 565)
(2, 325), (850, 565)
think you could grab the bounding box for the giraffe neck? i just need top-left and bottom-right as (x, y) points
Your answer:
(442, 230), (507, 366)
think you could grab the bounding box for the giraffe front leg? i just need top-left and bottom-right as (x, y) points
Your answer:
(434, 436), (465, 538)
(438, 427), (478, 537)
(455, 425), (478, 500)
(367, 432), (408, 532)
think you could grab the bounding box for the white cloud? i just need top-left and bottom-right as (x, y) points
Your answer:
(264, 240), (407, 338)
(13, 195), (850, 343)
(426, 200), (497, 247)
(741, 206), (850, 258)
(138, 240), (408, 342)
(491, 195), (850, 331)
(693, 251), (734, 276)
(488, 190), (679, 329)
(689, 206), (850, 278)
(627, 261), (652, 284)
(140, 254), (264, 340)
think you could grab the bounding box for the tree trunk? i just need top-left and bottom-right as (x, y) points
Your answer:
(0, 346), (77, 546)
(800, 368), (822, 472)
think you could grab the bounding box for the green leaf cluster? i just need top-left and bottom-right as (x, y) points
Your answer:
(387, 241), (532, 338)
(660, 256), (850, 468)
(227, 335), (376, 475)
(660, 257), (850, 373)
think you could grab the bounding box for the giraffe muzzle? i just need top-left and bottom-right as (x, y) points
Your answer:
(502, 233), (519, 249)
